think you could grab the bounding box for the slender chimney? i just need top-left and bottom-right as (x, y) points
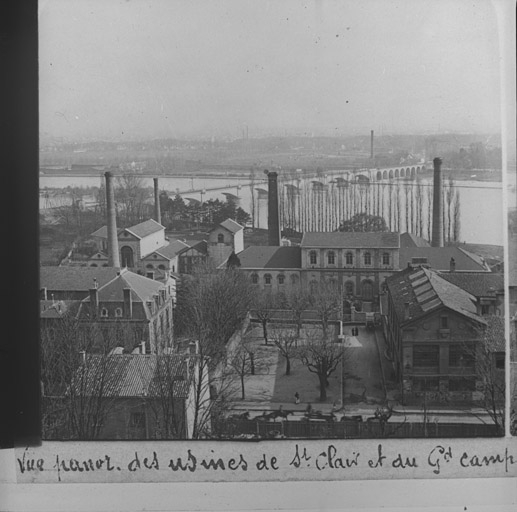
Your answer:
(431, 157), (444, 247)
(105, 171), (120, 266)
(265, 170), (281, 246)
(153, 177), (161, 225)
(370, 130), (374, 159)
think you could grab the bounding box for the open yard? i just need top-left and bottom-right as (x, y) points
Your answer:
(226, 323), (390, 411)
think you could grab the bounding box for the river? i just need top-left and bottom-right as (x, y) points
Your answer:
(40, 173), (505, 246)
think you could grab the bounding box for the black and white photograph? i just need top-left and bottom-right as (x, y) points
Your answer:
(36, 0), (514, 445)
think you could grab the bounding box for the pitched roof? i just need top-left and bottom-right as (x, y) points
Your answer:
(40, 266), (120, 291)
(237, 246), (302, 269)
(301, 232), (400, 248)
(125, 219), (164, 239)
(147, 239), (190, 260)
(399, 247), (489, 271)
(70, 354), (189, 398)
(91, 219), (164, 240)
(90, 268), (165, 303)
(400, 232), (431, 248)
(220, 218), (243, 233)
(386, 266), (486, 326)
(439, 272), (504, 298)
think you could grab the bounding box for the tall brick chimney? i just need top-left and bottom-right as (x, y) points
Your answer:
(431, 157), (444, 247)
(265, 170), (281, 246)
(370, 130), (374, 159)
(153, 177), (161, 225)
(105, 171), (120, 267)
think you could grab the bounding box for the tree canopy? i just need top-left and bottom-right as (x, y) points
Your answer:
(338, 213), (388, 233)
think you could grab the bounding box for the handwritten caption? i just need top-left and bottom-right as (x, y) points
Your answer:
(17, 443), (517, 482)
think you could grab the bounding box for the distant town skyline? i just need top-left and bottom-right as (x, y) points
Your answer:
(39, 0), (513, 143)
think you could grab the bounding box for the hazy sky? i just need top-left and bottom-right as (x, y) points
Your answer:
(39, 0), (513, 141)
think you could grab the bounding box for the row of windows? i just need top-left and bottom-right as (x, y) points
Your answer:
(308, 251), (390, 266)
(412, 344), (476, 370)
(251, 273), (296, 285)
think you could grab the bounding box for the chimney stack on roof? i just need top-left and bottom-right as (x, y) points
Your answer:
(105, 171), (121, 267)
(153, 177), (161, 225)
(265, 169), (281, 246)
(123, 287), (132, 318)
(431, 157), (444, 248)
(89, 288), (98, 318)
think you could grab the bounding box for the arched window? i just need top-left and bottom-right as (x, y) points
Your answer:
(101, 308), (108, 318)
(364, 252), (371, 265)
(278, 274), (285, 285)
(91, 263), (98, 267)
(362, 280), (374, 300)
(309, 250), (317, 265)
(264, 274), (272, 285)
(115, 308), (123, 318)
(121, 246), (134, 267)
(218, 233), (224, 243)
(382, 252), (390, 265)
(327, 251), (335, 265)
(158, 264), (166, 270)
(251, 273), (259, 284)
(102, 264), (108, 267)
(345, 252), (353, 265)
(345, 281), (354, 296)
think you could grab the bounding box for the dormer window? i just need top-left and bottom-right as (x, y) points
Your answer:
(327, 251), (335, 265)
(309, 251), (317, 265)
(101, 308), (108, 318)
(115, 308), (123, 318)
(364, 252), (371, 265)
(345, 252), (353, 265)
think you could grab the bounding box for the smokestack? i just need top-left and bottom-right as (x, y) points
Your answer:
(431, 157), (444, 247)
(153, 177), (161, 225)
(370, 130), (374, 159)
(265, 170), (281, 246)
(104, 171), (120, 267)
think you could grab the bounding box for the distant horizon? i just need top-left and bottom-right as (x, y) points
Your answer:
(39, 0), (513, 144)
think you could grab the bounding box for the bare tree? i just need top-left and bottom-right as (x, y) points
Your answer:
(227, 341), (254, 400)
(310, 281), (341, 340)
(115, 174), (151, 226)
(286, 287), (311, 337)
(445, 176), (455, 243)
(270, 328), (299, 376)
(297, 327), (351, 402)
(253, 289), (279, 345)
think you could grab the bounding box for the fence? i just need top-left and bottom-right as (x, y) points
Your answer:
(217, 419), (500, 439)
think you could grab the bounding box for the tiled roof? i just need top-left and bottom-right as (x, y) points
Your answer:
(40, 266), (120, 291)
(149, 240), (190, 260)
(237, 246), (302, 269)
(399, 247), (489, 271)
(386, 266), (486, 326)
(91, 225), (108, 238)
(439, 272), (504, 298)
(95, 268), (165, 303)
(400, 232), (431, 248)
(301, 232), (400, 248)
(220, 218), (243, 233)
(70, 354), (189, 398)
(125, 219), (164, 239)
